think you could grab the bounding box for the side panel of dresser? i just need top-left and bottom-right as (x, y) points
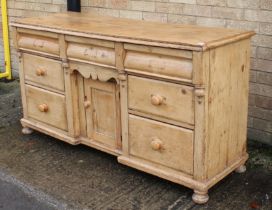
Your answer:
(205, 39), (251, 179)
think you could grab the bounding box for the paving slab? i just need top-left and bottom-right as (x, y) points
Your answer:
(0, 80), (271, 210)
(0, 173), (57, 210)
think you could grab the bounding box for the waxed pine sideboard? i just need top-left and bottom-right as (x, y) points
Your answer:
(11, 12), (255, 204)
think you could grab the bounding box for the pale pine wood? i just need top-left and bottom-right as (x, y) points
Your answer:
(80, 137), (122, 156)
(115, 85), (122, 150)
(77, 75), (87, 137)
(18, 33), (59, 56)
(17, 27), (59, 38)
(206, 39), (251, 179)
(115, 42), (126, 71)
(11, 26), (18, 49)
(235, 41), (251, 161)
(84, 79), (120, 149)
(129, 115), (194, 174)
(118, 149), (248, 192)
(23, 53), (64, 92)
(67, 42), (115, 66)
(66, 35), (115, 48)
(128, 109), (194, 130)
(18, 52), (28, 119)
(25, 85), (68, 131)
(21, 118), (79, 145)
(13, 13), (254, 204)
(64, 65), (81, 137)
(124, 43), (193, 59)
(12, 12), (254, 51)
(193, 88), (208, 181)
(118, 156), (204, 189)
(115, 43), (129, 154)
(69, 62), (118, 81)
(124, 51), (193, 82)
(204, 153), (248, 190)
(128, 76), (194, 125)
(192, 190), (209, 204)
(59, 34), (67, 59)
(24, 80), (64, 95)
(192, 51), (210, 85)
(193, 51), (210, 181)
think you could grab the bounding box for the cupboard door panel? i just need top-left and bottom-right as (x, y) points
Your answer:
(84, 79), (120, 149)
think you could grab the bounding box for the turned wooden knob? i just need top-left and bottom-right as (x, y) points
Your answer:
(36, 68), (46, 76)
(151, 94), (164, 106)
(38, 104), (49, 112)
(84, 100), (91, 108)
(151, 138), (163, 151)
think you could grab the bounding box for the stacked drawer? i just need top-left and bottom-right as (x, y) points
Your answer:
(125, 44), (195, 175)
(18, 31), (68, 131)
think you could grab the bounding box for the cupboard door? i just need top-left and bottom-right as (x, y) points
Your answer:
(84, 79), (121, 149)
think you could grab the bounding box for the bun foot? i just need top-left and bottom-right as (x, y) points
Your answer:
(235, 164), (246, 173)
(192, 190), (209, 204)
(22, 127), (33, 135)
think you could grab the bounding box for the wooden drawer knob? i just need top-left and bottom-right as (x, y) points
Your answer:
(38, 104), (49, 112)
(151, 138), (163, 151)
(36, 68), (46, 76)
(151, 94), (164, 106)
(84, 100), (91, 108)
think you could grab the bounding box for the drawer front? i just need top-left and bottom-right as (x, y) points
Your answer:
(129, 115), (193, 174)
(25, 85), (68, 131)
(23, 54), (64, 92)
(124, 44), (193, 82)
(128, 76), (194, 125)
(67, 42), (115, 66)
(18, 34), (59, 56)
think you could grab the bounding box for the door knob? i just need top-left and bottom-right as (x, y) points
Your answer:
(84, 100), (91, 108)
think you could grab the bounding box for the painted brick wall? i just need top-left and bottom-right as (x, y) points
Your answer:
(0, 0), (271, 144)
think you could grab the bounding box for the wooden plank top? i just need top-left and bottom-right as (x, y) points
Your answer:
(12, 12), (255, 51)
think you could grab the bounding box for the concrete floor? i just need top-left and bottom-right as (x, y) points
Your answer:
(0, 176), (56, 210)
(0, 79), (271, 210)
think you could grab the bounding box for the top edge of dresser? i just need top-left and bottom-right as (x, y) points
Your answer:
(11, 12), (255, 51)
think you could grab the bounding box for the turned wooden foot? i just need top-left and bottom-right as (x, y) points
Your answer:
(22, 127), (33, 135)
(235, 164), (246, 173)
(192, 190), (209, 204)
